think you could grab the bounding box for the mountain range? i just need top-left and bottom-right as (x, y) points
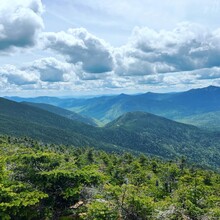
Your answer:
(7, 86), (220, 128)
(1, 88), (220, 171)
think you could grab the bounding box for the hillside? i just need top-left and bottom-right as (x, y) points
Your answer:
(0, 97), (119, 152)
(102, 112), (220, 169)
(178, 111), (220, 131)
(6, 96), (65, 105)
(0, 97), (89, 133)
(1, 97), (220, 170)
(23, 102), (99, 126)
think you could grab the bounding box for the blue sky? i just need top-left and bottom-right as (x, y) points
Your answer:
(1, 0), (220, 96)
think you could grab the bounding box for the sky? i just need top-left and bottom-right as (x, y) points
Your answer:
(1, 0), (220, 96)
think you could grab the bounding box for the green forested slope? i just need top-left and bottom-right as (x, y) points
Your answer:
(102, 112), (220, 170)
(23, 102), (99, 126)
(1, 97), (220, 170)
(0, 97), (92, 131)
(0, 136), (220, 219)
(178, 111), (220, 131)
(0, 97), (124, 152)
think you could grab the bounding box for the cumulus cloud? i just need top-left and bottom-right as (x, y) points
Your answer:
(114, 47), (176, 76)
(194, 67), (220, 80)
(0, 0), (44, 52)
(43, 28), (114, 74)
(114, 47), (153, 76)
(136, 68), (220, 88)
(121, 22), (220, 75)
(0, 65), (38, 85)
(138, 75), (164, 85)
(1, 15), (220, 93)
(25, 57), (74, 82)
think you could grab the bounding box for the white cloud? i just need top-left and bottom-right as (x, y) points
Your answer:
(195, 67), (220, 80)
(0, 64), (38, 85)
(0, 0), (44, 52)
(1, 7), (220, 94)
(138, 75), (164, 85)
(113, 23), (220, 80)
(43, 28), (114, 74)
(25, 57), (75, 82)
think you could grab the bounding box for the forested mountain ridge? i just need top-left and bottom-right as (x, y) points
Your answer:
(7, 85), (220, 124)
(101, 112), (220, 170)
(69, 85), (220, 123)
(178, 111), (220, 131)
(0, 97), (122, 152)
(1, 97), (220, 170)
(0, 136), (220, 219)
(23, 101), (99, 126)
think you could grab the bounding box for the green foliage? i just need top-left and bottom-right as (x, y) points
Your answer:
(0, 156), (47, 220)
(0, 135), (220, 219)
(86, 201), (118, 220)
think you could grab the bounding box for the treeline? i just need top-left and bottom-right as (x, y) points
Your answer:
(0, 136), (220, 219)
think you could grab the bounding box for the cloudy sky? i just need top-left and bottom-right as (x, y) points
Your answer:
(1, 0), (220, 96)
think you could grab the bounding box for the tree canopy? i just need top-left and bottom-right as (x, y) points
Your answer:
(0, 135), (220, 219)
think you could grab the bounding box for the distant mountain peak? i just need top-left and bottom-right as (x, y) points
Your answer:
(204, 85), (220, 90)
(105, 111), (173, 130)
(195, 85), (219, 91)
(184, 85), (220, 94)
(118, 93), (129, 97)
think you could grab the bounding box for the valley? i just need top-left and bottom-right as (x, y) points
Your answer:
(2, 85), (220, 171)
